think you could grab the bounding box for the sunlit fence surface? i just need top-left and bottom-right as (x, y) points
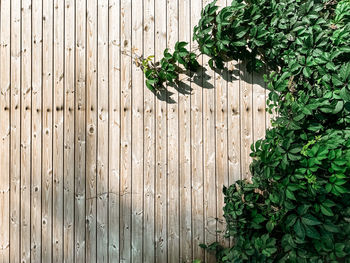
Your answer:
(0, 0), (272, 262)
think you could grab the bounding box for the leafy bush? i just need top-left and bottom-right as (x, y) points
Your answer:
(142, 0), (350, 262)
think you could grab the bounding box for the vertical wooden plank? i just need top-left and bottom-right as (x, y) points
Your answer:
(86, 0), (98, 261)
(253, 72), (266, 144)
(178, 0), (192, 261)
(266, 92), (273, 129)
(41, 0), (53, 260)
(201, 0), (217, 261)
(52, 0), (64, 261)
(63, 0), (75, 261)
(154, 0), (167, 261)
(10, 0), (21, 261)
(240, 62), (253, 179)
(166, 0), (179, 261)
(75, 0), (87, 261)
(190, 0), (204, 260)
(20, 0), (32, 261)
(265, 73), (274, 130)
(227, 59), (241, 249)
(97, 0), (109, 261)
(143, 0), (155, 261)
(120, 0), (132, 261)
(227, 61), (241, 184)
(131, 0), (144, 262)
(31, 0), (43, 261)
(215, 0), (229, 248)
(108, 0), (120, 261)
(0, 0), (11, 260)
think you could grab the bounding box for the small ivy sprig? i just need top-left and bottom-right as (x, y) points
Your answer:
(140, 41), (200, 91)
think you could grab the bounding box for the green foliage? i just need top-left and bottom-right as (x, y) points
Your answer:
(143, 0), (350, 261)
(141, 42), (199, 91)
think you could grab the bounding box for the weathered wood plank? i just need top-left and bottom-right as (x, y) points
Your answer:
(191, 0), (204, 260)
(31, 0), (42, 261)
(97, 0), (109, 261)
(166, 0), (180, 261)
(41, 0), (54, 261)
(240, 62), (253, 180)
(63, 0), (75, 262)
(154, 0), (168, 261)
(227, 60), (241, 184)
(143, 0), (156, 261)
(214, 0), (229, 248)
(253, 72), (266, 144)
(0, 0), (11, 260)
(75, 0), (87, 261)
(86, 0), (98, 261)
(52, 0), (64, 260)
(201, 1), (217, 262)
(108, 0), (120, 261)
(131, 0), (144, 261)
(120, 0), (132, 262)
(10, 0), (21, 261)
(20, 0), (32, 261)
(178, 0), (192, 261)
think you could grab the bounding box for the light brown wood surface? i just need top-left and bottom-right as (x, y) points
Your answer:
(0, 1), (270, 262)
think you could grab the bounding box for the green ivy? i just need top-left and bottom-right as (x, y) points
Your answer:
(141, 42), (199, 92)
(142, 0), (350, 262)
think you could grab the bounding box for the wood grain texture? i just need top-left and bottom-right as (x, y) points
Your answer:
(214, 0), (229, 249)
(143, 0), (156, 262)
(155, 0), (168, 262)
(20, 0), (32, 261)
(31, 0), (42, 261)
(191, 0), (204, 260)
(10, 0), (21, 261)
(120, 0), (132, 262)
(240, 61), (253, 180)
(1, 1), (272, 262)
(131, 0), (144, 261)
(53, 0), (64, 261)
(178, 0), (192, 261)
(97, 1), (109, 262)
(253, 72), (266, 143)
(108, 0), (121, 262)
(75, 0), (87, 261)
(86, 0), (98, 261)
(227, 60), (241, 185)
(0, 0), (11, 261)
(201, 2), (217, 262)
(166, 0), (180, 262)
(41, 0), (53, 261)
(63, 0), (75, 262)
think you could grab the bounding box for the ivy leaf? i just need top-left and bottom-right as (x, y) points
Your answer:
(340, 87), (350, 101)
(146, 79), (156, 91)
(294, 219), (305, 240)
(236, 28), (249, 38)
(305, 225), (320, 239)
(266, 221), (275, 233)
(286, 189), (296, 200)
(340, 63), (350, 81)
(301, 214), (321, 226)
(285, 214), (297, 228)
(307, 123), (323, 132)
(333, 100), (344, 114)
(175, 41), (188, 51)
(231, 40), (246, 47)
(320, 205), (334, 216)
(303, 67), (312, 78)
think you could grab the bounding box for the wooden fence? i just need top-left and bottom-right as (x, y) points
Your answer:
(0, 0), (272, 262)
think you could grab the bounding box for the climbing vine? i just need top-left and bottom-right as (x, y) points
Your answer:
(140, 0), (350, 262)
